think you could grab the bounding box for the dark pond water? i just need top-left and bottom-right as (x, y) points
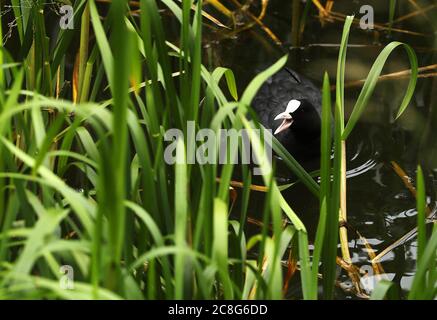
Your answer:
(202, 0), (437, 298)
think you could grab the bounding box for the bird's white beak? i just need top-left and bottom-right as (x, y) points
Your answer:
(273, 99), (300, 135)
(274, 112), (293, 121)
(274, 116), (294, 135)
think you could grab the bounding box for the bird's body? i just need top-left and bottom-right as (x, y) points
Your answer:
(252, 68), (323, 161)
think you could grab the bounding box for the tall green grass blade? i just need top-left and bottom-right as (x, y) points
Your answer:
(175, 137), (188, 299)
(78, 2), (90, 101)
(409, 224), (437, 299)
(336, 16), (354, 129)
(213, 198), (234, 299)
(320, 16), (355, 300)
(409, 168), (436, 300)
(89, 0), (114, 89)
(311, 73), (332, 298)
(416, 166), (426, 263)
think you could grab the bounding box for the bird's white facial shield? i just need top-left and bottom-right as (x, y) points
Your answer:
(274, 99), (301, 135)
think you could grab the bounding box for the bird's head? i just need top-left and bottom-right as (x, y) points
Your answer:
(272, 98), (321, 139)
(273, 99), (301, 135)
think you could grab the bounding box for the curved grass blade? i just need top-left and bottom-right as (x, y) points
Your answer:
(342, 42), (418, 140)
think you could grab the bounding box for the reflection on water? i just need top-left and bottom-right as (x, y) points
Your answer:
(204, 0), (436, 298)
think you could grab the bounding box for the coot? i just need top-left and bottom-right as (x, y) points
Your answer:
(252, 68), (322, 161)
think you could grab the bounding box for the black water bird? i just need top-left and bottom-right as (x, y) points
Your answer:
(252, 68), (323, 161)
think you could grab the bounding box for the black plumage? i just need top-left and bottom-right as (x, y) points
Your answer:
(252, 68), (323, 161)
